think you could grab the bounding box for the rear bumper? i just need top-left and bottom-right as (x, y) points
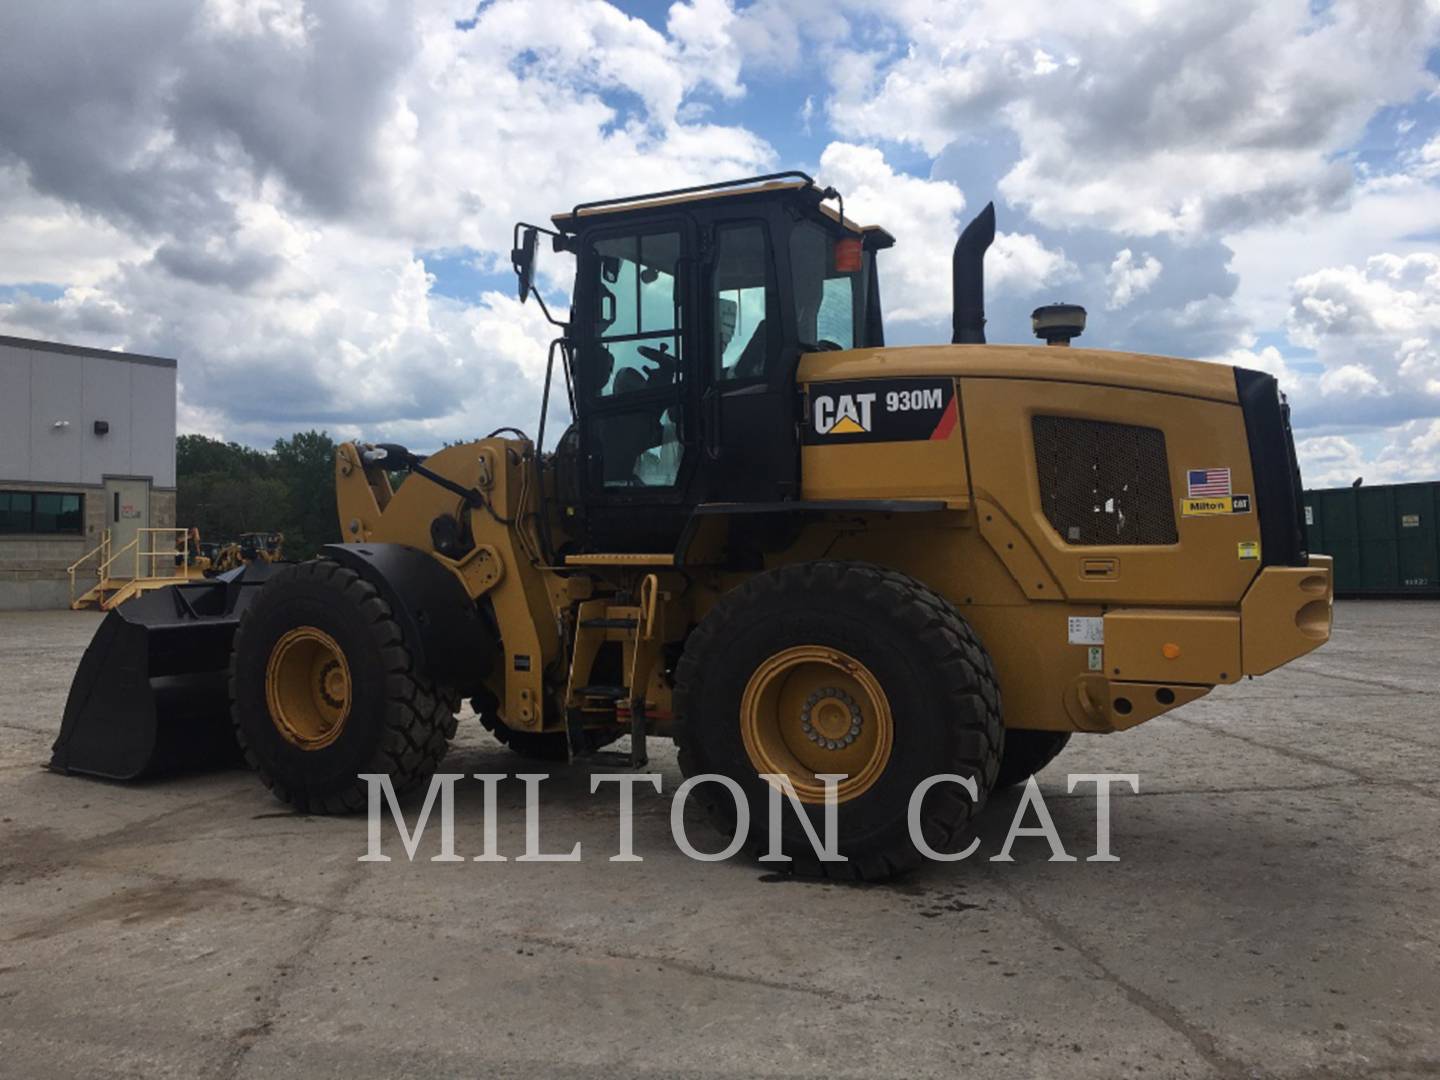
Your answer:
(1080, 556), (1333, 731)
(1103, 555), (1333, 684)
(1238, 554), (1333, 675)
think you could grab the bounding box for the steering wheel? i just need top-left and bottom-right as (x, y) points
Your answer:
(815, 339), (845, 352)
(636, 344), (678, 382)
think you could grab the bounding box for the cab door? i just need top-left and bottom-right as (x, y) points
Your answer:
(574, 219), (698, 549)
(701, 216), (797, 502)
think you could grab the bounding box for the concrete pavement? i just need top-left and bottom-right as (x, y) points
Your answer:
(1, 602), (1437, 1078)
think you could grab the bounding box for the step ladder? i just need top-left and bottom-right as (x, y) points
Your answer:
(564, 575), (667, 768)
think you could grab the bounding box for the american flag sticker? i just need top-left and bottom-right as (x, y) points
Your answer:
(1187, 468), (1232, 497)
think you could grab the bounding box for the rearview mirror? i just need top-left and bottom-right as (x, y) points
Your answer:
(512, 226), (538, 303)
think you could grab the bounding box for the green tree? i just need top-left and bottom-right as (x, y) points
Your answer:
(271, 430), (338, 560)
(176, 431), (339, 561)
(176, 434), (270, 479)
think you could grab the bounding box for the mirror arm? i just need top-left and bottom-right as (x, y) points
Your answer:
(530, 291), (568, 330)
(511, 221), (570, 330)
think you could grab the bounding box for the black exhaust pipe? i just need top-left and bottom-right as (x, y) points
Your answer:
(952, 201), (995, 345)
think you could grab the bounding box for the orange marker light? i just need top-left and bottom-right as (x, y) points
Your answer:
(1162, 643), (1182, 660)
(835, 237), (863, 273)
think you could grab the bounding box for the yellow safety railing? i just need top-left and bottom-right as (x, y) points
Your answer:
(70, 528), (201, 608)
(96, 528), (191, 582)
(96, 535), (139, 583)
(130, 528), (192, 580)
(67, 529), (111, 605)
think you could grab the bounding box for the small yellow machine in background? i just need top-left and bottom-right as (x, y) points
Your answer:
(209, 532), (284, 575)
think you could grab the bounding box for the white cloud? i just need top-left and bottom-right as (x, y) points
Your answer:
(1415, 133), (1440, 179)
(0, 0), (777, 446)
(1296, 433), (1367, 487)
(824, 0), (1440, 237)
(988, 231), (1075, 295)
(1205, 343), (1302, 396)
(1283, 253), (1440, 425)
(0, 0), (1437, 488)
(1194, 250), (1440, 443)
(1105, 249), (1163, 309)
(816, 141), (966, 323)
(1225, 172), (1440, 332)
(1298, 418), (1440, 487)
(798, 94), (815, 133)
(1318, 363), (1385, 398)
(0, 166), (151, 288)
(816, 141), (1071, 322)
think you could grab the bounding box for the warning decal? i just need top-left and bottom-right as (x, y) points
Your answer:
(804, 378), (957, 445)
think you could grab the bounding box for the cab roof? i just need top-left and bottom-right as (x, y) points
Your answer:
(550, 171), (895, 247)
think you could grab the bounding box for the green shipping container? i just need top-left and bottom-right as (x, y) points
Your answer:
(1303, 482), (1440, 596)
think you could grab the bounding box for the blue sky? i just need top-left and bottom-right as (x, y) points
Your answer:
(2, 0), (1439, 484)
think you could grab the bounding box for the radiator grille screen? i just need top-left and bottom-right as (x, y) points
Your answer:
(1032, 415), (1179, 546)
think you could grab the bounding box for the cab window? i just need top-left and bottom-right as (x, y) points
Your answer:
(587, 230), (682, 397)
(712, 223), (778, 381)
(789, 220), (867, 351)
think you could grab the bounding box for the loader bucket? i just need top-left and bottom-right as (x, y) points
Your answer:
(51, 563), (278, 781)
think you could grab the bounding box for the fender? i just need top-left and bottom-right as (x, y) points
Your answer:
(322, 543), (497, 695)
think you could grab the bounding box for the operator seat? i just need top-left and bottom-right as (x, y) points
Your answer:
(602, 366), (663, 484)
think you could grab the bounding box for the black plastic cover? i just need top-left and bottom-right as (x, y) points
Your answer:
(1235, 367), (1309, 567)
(322, 543), (497, 694)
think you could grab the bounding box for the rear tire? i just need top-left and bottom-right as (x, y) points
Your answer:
(230, 559), (457, 813)
(994, 730), (1071, 790)
(673, 561), (1003, 881)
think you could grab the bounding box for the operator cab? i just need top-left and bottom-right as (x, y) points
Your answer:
(514, 172), (893, 551)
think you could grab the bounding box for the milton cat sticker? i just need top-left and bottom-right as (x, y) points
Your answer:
(1181, 466), (1251, 516)
(804, 378), (957, 444)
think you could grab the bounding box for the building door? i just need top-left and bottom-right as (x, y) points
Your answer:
(104, 477), (150, 579)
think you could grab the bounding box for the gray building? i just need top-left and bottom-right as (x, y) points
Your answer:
(0, 334), (178, 609)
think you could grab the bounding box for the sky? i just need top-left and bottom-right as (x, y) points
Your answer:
(2, 0), (1440, 487)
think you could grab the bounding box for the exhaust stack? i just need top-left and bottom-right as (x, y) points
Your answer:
(952, 201), (996, 345)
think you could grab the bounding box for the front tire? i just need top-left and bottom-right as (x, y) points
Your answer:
(230, 559), (457, 813)
(673, 561), (1003, 880)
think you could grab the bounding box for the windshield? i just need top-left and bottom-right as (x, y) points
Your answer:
(788, 220), (869, 350)
(584, 231), (683, 398)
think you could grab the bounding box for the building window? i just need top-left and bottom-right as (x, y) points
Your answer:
(0, 491), (85, 535)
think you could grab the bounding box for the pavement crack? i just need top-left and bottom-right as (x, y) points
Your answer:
(514, 931), (884, 1006)
(995, 881), (1248, 1079)
(1287, 666), (1435, 696)
(1172, 716), (1439, 804)
(217, 861), (365, 1080)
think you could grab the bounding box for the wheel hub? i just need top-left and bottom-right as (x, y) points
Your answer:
(740, 645), (893, 804)
(265, 626), (352, 751)
(800, 687), (863, 749)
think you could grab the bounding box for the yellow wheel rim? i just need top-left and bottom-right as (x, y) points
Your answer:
(740, 645), (894, 805)
(264, 626), (352, 750)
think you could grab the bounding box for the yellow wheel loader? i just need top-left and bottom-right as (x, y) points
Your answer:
(52, 173), (1333, 878)
(209, 531), (284, 575)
